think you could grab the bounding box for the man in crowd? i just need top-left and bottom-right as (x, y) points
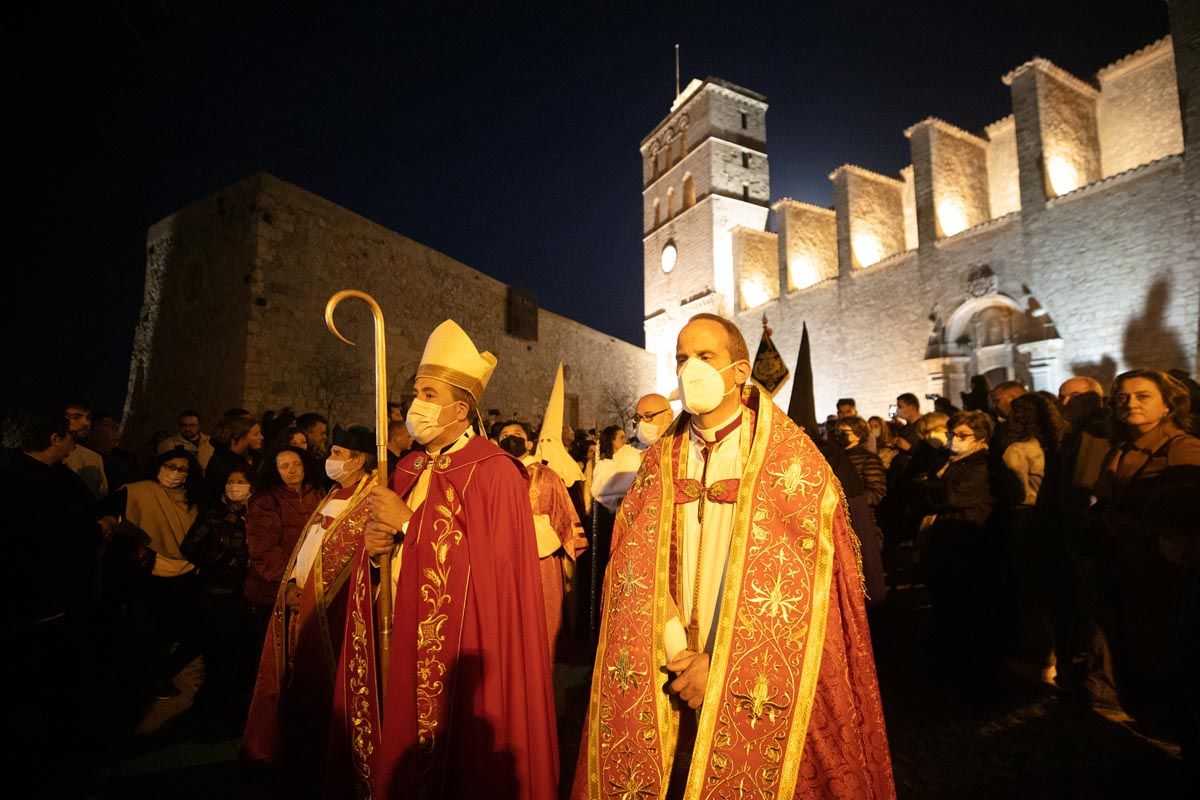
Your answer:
(1, 407), (117, 793)
(385, 418), (414, 479)
(161, 409), (214, 470)
(88, 411), (138, 491)
(573, 313), (894, 798)
(894, 391), (922, 450)
(991, 380), (1027, 426)
(632, 392), (674, 449)
(296, 412), (329, 459)
(387, 400), (404, 423)
(63, 399), (108, 499)
(837, 396), (858, 418)
(328, 319), (558, 799)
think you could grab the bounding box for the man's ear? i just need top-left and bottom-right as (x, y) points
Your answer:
(733, 359), (752, 385)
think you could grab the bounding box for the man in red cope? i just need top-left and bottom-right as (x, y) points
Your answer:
(572, 313), (895, 800)
(243, 425), (377, 784)
(328, 320), (558, 799)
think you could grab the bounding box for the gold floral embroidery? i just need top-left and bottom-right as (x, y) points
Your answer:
(767, 458), (819, 498)
(733, 671), (788, 728)
(607, 648), (646, 694)
(614, 551), (649, 597)
(607, 760), (655, 800)
(347, 566), (375, 798)
(415, 485), (462, 754)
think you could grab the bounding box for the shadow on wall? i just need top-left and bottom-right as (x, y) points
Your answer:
(1122, 275), (1190, 373)
(1070, 354), (1119, 389)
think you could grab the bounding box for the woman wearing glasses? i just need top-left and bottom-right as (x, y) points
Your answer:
(109, 445), (207, 701)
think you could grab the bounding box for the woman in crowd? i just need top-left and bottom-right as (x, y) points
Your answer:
(1091, 369), (1200, 742)
(920, 410), (998, 682)
(205, 416), (265, 501)
(836, 416), (888, 510)
(111, 446), (206, 698)
(181, 467), (254, 706)
(1002, 392), (1069, 683)
(244, 446), (322, 614)
(868, 415), (901, 470)
(887, 411), (951, 547)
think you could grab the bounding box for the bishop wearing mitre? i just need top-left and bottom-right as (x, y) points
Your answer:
(327, 320), (558, 800)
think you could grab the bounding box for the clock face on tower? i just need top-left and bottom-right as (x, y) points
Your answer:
(661, 241), (677, 274)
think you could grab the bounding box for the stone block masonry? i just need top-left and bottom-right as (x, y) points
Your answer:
(123, 173), (654, 444)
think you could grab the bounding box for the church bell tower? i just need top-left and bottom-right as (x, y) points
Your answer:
(641, 77), (770, 391)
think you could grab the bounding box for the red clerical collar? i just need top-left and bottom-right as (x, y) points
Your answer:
(691, 408), (743, 446)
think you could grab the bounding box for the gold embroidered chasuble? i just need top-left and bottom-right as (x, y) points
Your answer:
(574, 387), (895, 799)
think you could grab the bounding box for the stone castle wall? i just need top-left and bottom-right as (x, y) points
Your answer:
(124, 174), (654, 444)
(643, 29), (1197, 421)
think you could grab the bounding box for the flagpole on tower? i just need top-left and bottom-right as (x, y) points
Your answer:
(674, 43), (680, 97)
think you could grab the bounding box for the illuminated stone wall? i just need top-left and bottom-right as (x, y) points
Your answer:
(649, 29), (1198, 419)
(124, 174), (654, 443)
(907, 119), (991, 238)
(900, 166), (919, 250)
(774, 199), (837, 292)
(732, 227), (780, 310)
(985, 116), (1021, 217)
(1097, 38), (1184, 177)
(830, 165), (907, 270)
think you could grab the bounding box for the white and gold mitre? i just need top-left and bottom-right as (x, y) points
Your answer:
(416, 320), (498, 402)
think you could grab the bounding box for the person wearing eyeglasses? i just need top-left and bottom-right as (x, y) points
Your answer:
(919, 410), (999, 683)
(109, 445), (206, 701)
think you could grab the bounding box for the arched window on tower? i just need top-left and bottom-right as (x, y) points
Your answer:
(667, 187), (675, 220)
(683, 173), (696, 209)
(677, 132), (686, 164)
(653, 198), (661, 227)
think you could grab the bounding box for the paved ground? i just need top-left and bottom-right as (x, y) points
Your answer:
(101, 577), (1188, 799)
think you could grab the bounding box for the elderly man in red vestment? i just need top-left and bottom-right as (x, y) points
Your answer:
(242, 425), (377, 784)
(328, 319), (558, 800)
(572, 313), (895, 800)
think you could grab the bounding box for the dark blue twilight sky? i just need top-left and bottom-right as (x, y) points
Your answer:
(8, 1), (1170, 414)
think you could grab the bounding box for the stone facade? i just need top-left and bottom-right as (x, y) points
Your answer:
(123, 174), (654, 444)
(642, 27), (1197, 419)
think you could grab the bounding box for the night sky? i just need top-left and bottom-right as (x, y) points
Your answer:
(9, 1), (1171, 417)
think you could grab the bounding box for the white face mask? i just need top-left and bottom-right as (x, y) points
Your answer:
(157, 467), (186, 490)
(225, 484), (251, 503)
(325, 457), (360, 484)
(637, 419), (663, 447)
(676, 358), (738, 416)
(928, 430), (949, 448)
(406, 399), (457, 445)
(950, 436), (975, 455)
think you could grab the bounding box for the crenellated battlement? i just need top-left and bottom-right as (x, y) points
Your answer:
(640, 16), (1197, 427)
(713, 35), (1186, 317)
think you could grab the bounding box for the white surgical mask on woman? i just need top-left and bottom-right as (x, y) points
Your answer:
(637, 420), (663, 447)
(928, 430), (949, 448)
(677, 358), (738, 416)
(406, 399), (458, 445)
(225, 483), (251, 503)
(950, 435), (976, 455)
(157, 467), (186, 490)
